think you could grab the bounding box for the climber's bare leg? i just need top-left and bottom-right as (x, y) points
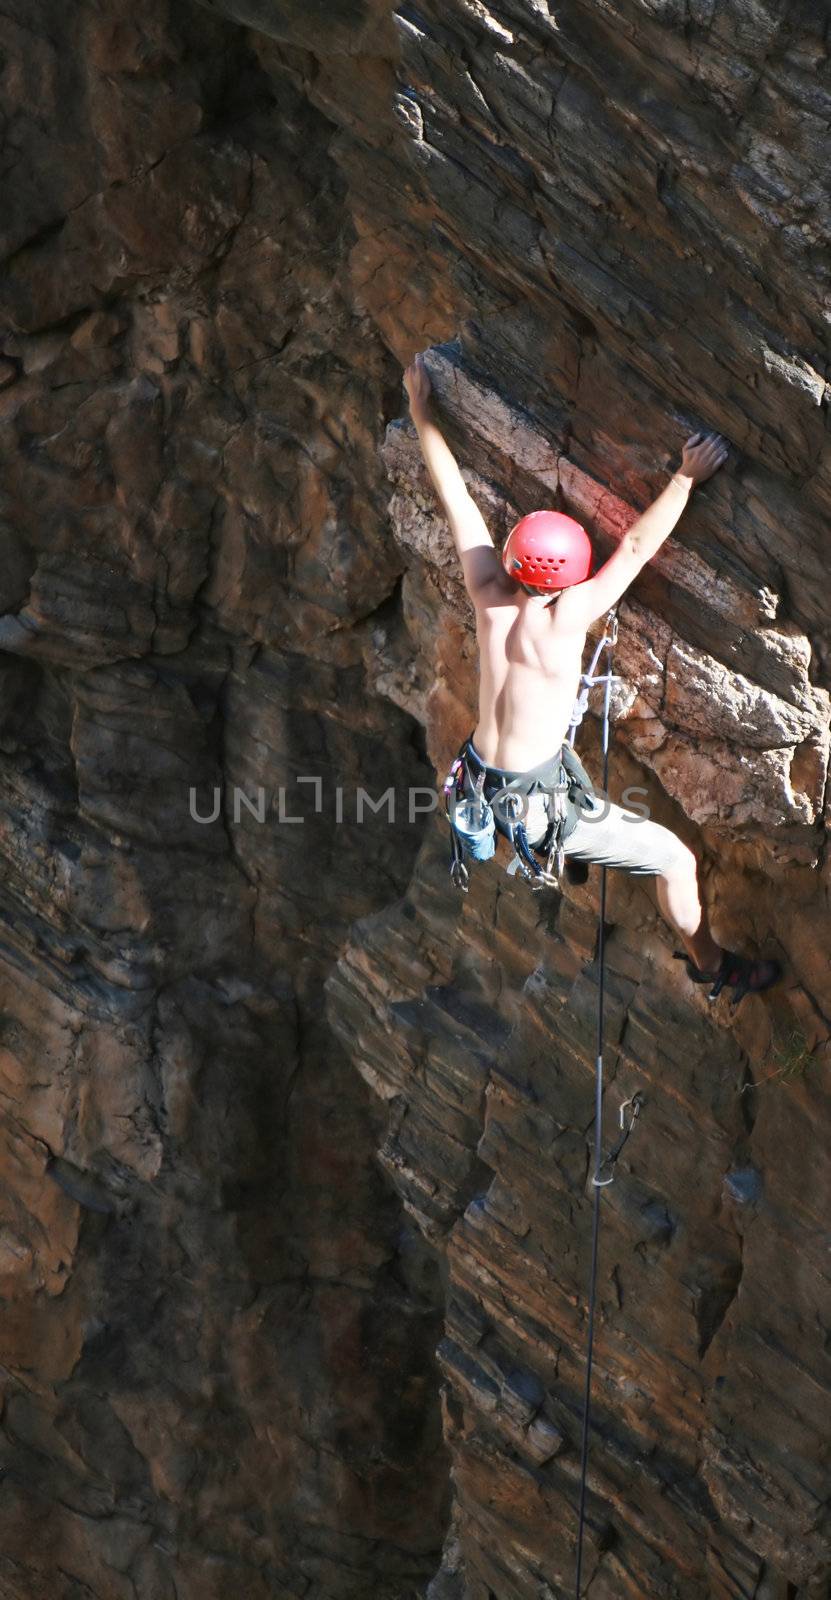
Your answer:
(656, 853), (722, 973)
(562, 800), (777, 988)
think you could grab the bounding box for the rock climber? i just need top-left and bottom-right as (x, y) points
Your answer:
(402, 351), (781, 1007)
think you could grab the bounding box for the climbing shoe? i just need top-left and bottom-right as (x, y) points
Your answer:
(673, 946), (782, 1008)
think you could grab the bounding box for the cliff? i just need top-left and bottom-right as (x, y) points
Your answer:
(0, 1), (829, 1598)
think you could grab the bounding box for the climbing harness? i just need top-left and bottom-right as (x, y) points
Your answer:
(444, 741), (590, 891)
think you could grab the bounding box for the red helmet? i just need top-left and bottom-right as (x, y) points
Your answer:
(502, 511), (592, 590)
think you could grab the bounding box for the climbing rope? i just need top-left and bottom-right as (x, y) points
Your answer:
(572, 603), (640, 1597)
(567, 608), (621, 747)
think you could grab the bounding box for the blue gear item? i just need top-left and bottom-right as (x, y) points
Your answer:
(449, 794), (497, 861)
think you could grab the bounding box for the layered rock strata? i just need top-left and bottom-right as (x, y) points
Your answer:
(320, 0), (831, 1593)
(0, 0), (829, 1598)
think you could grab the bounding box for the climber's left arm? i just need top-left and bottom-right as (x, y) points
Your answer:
(404, 355), (501, 597)
(558, 431), (728, 626)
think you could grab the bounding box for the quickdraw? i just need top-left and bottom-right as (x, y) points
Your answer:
(592, 1092), (644, 1187)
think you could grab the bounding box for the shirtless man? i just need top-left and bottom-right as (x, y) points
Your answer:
(402, 351), (781, 1006)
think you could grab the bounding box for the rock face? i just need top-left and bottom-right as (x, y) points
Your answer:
(0, 5), (448, 1597)
(0, 2), (829, 1599)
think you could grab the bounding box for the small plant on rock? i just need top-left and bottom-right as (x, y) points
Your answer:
(743, 1022), (817, 1092)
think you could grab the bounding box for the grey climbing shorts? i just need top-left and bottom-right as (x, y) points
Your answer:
(559, 791), (691, 878)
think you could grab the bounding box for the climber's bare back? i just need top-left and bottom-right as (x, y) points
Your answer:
(402, 354), (731, 775)
(471, 570), (590, 770)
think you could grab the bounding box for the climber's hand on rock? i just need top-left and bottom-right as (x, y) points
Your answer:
(403, 352), (432, 419)
(677, 431), (729, 486)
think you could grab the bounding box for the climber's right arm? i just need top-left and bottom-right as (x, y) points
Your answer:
(558, 431), (728, 626)
(404, 355), (500, 597)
